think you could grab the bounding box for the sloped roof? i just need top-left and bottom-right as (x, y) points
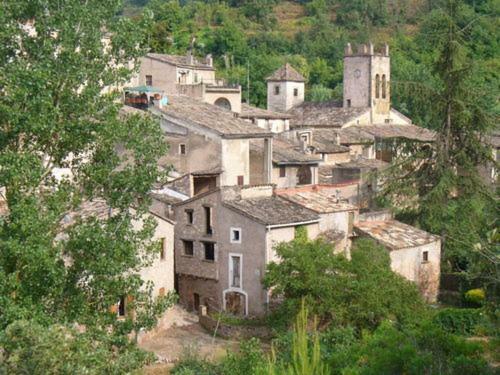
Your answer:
(311, 130), (351, 153)
(154, 95), (272, 138)
(337, 127), (375, 144)
(146, 53), (214, 70)
(266, 63), (305, 82)
(240, 103), (292, 120)
(354, 220), (440, 250)
(250, 138), (321, 165)
(288, 101), (369, 128)
(351, 124), (436, 142)
(335, 157), (389, 170)
(279, 190), (357, 213)
(223, 196), (319, 226)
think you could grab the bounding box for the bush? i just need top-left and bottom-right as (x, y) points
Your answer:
(464, 288), (486, 307)
(433, 308), (486, 336)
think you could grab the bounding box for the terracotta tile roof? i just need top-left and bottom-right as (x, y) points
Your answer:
(250, 138), (321, 165)
(154, 95), (272, 138)
(223, 196), (319, 225)
(354, 220), (440, 250)
(288, 102), (369, 128)
(311, 130), (351, 153)
(240, 103), (292, 119)
(279, 190), (357, 213)
(266, 63), (305, 82)
(146, 53), (214, 70)
(350, 124), (436, 142)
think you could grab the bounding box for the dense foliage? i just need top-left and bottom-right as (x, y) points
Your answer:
(0, 0), (175, 371)
(264, 238), (427, 330)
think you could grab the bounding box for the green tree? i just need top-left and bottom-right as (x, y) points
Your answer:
(0, 0), (175, 370)
(264, 238), (427, 330)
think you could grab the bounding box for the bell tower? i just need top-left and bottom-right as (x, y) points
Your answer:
(343, 42), (390, 122)
(266, 63), (305, 113)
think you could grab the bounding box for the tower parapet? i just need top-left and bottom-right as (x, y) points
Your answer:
(344, 42), (390, 57)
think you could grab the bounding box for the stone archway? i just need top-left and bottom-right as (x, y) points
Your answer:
(224, 290), (247, 316)
(214, 97), (232, 111)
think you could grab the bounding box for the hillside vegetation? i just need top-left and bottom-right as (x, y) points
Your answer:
(125, 0), (498, 126)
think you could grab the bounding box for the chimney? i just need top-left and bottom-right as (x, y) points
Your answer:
(335, 132), (341, 146)
(186, 50), (194, 65)
(345, 43), (352, 56)
(205, 54), (213, 67)
(368, 42), (374, 55)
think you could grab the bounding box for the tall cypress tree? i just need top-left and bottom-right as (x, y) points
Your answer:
(380, 0), (497, 287)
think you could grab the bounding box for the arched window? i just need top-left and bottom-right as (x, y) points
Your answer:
(382, 75), (387, 99)
(375, 74), (380, 99)
(214, 97), (232, 111)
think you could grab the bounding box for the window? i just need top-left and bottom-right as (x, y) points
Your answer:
(346, 99), (351, 107)
(179, 144), (186, 155)
(230, 255), (241, 288)
(294, 88), (298, 97)
(375, 74), (380, 99)
(237, 175), (244, 186)
(159, 238), (166, 260)
(230, 228), (241, 243)
(274, 85), (280, 95)
(204, 206), (212, 235)
(423, 251), (429, 262)
(185, 209), (193, 224)
(118, 295), (126, 317)
(203, 242), (215, 261)
(182, 240), (194, 256)
(382, 75), (387, 99)
(279, 166), (286, 178)
(146, 75), (153, 86)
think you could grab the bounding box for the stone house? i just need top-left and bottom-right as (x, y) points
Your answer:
(354, 212), (441, 302)
(249, 137), (321, 188)
(239, 103), (292, 133)
(173, 185), (321, 316)
(151, 95), (273, 194)
(138, 52), (242, 113)
(277, 187), (359, 254)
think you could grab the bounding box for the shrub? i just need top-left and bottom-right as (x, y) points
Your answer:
(464, 288), (486, 307)
(433, 308), (486, 336)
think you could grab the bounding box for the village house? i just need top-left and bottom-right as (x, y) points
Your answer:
(173, 185), (321, 316)
(150, 94), (273, 195)
(138, 51), (242, 113)
(354, 211), (441, 302)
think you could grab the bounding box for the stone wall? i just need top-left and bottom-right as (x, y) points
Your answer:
(198, 306), (272, 340)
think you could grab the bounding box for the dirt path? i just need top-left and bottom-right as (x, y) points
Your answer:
(140, 305), (240, 373)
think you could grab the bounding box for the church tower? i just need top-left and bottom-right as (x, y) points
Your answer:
(266, 63), (305, 113)
(343, 43), (390, 122)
